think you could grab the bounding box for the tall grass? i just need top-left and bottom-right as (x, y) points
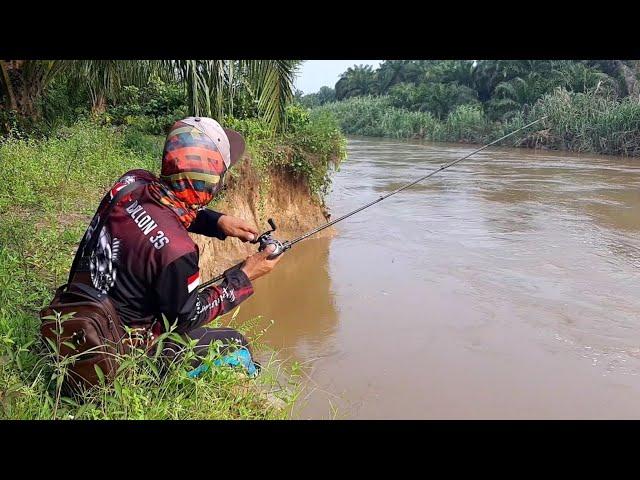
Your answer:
(0, 120), (317, 419)
(1, 306), (295, 420)
(528, 89), (640, 156)
(313, 96), (436, 138)
(316, 89), (640, 156)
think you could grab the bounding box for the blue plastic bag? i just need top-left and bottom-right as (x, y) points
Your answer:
(187, 348), (259, 378)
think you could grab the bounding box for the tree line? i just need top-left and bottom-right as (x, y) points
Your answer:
(297, 60), (640, 121)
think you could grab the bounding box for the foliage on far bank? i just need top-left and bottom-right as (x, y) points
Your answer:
(297, 59), (640, 156)
(300, 60), (639, 119)
(314, 88), (640, 157)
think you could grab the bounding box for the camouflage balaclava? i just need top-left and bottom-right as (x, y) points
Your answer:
(148, 117), (245, 228)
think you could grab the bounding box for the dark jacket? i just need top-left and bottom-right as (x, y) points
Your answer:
(71, 169), (253, 333)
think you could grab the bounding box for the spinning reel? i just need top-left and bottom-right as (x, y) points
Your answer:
(250, 218), (289, 260)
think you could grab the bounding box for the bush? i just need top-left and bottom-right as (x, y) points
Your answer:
(389, 82), (479, 119)
(226, 104), (346, 199)
(106, 79), (188, 135)
(441, 104), (490, 143)
(529, 87), (640, 155)
(317, 96), (444, 140)
(0, 307), (294, 420)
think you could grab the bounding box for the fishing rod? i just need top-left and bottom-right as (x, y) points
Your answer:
(199, 116), (546, 290)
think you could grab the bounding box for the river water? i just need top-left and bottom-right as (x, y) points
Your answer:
(237, 137), (640, 419)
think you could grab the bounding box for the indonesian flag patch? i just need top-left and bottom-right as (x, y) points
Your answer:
(187, 271), (201, 293)
(110, 176), (136, 199)
(110, 183), (125, 199)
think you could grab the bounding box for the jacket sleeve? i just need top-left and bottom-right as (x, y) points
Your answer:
(154, 251), (254, 333)
(187, 209), (227, 240)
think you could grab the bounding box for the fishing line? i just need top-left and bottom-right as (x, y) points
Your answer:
(199, 116), (546, 290)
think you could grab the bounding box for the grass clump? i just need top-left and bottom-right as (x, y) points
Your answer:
(1, 308), (296, 420)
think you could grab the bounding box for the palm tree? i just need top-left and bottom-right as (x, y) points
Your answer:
(65, 60), (163, 115)
(416, 82), (478, 119)
(239, 60), (301, 130)
(424, 60), (476, 88)
(0, 60), (65, 120)
(552, 62), (617, 96)
(0, 60), (301, 131)
(72, 60), (300, 130)
(168, 60), (300, 130)
(376, 60), (426, 93)
(494, 76), (545, 107)
(317, 86), (336, 105)
(376, 60), (406, 93)
(471, 60), (502, 102)
(585, 60), (639, 98)
(0, 61), (17, 111)
(488, 76), (540, 120)
(335, 64), (378, 100)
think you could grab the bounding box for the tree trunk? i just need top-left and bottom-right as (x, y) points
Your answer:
(4, 60), (40, 120)
(0, 60), (18, 111)
(614, 60), (640, 98)
(91, 92), (107, 116)
(13, 61), (40, 120)
(1, 60), (62, 122)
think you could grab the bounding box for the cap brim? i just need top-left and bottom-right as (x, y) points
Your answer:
(224, 128), (245, 168)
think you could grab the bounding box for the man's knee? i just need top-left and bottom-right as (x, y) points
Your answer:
(192, 327), (250, 353)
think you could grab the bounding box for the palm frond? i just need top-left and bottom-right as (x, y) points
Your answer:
(164, 60), (299, 131)
(243, 60), (301, 131)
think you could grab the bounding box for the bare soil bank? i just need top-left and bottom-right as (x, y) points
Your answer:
(194, 157), (334, 278)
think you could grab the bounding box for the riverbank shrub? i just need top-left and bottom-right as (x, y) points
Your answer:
(226, 104), (346, 199)
(315, 88), (640, 156)
(0, 118), (342, 419)
(527, 88), (640, 156)
(0, 303), (294, 419)
(312, 96), (436, 139)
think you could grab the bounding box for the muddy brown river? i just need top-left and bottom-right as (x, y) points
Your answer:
(236, 137), (640, 419)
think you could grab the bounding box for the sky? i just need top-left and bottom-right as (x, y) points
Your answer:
(294, 60), (383, 95)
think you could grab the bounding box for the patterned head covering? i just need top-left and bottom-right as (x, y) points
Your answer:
(148, 119), (236, 229)
(161, 120), (228, 205)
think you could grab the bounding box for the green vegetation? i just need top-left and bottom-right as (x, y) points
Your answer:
(315, 89), (640, 156)
(0, 59), (346, 419)
(295, 86), (336, 109)
(227, 105), (346, 199)
(1, 60), (300, 132)
(301, 60), (640, 156)
(4, 308), (295, 420)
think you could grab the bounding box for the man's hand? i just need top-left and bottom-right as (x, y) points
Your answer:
(241, 244), (282, 281)
(217, 215), (259, 242)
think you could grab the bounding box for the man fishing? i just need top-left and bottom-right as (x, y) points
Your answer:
(69, 116), (281, 376)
